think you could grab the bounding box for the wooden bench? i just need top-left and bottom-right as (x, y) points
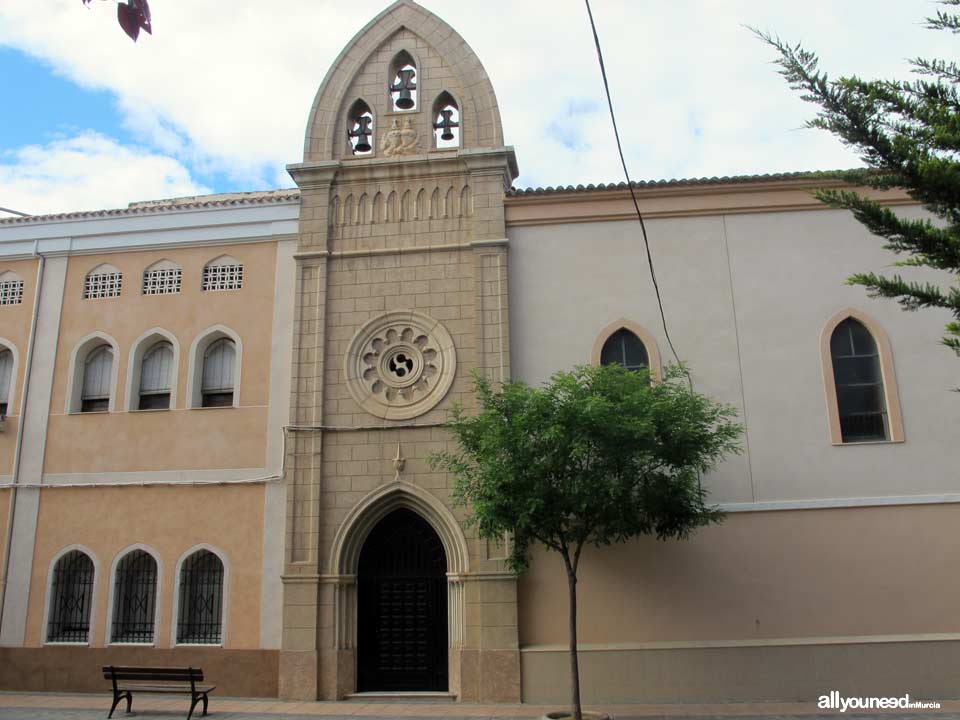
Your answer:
(102, 665), (215, 720)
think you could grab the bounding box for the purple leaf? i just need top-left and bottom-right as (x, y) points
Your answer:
(117, 0), (152, 42)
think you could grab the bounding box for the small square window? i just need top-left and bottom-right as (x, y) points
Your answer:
(0, 280), (24, 306)
(84, 273), (122, 300)
(142, 268), (182, 295)
(202, 264), (243, 292)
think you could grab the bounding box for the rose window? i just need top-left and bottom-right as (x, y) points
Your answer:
(345, 311), (457, 419)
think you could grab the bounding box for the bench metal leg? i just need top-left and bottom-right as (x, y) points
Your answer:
(188, 692), (206, 720)
(108, 691), (131, 719)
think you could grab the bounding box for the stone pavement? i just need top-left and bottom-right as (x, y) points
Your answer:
(1, 694), (958, 720)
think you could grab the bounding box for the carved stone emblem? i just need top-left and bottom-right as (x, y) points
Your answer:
(344, 310), (456, 419)
(381, 117), (419, 157)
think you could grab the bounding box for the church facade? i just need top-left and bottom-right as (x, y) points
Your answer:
(0, 0), (958, 705)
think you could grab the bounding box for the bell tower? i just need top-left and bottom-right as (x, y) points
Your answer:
(283, 0), (519, 701)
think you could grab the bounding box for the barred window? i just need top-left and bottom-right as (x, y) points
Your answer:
(142, 261), (182, 296)
(81, 345), (113, 413)
(830, 318), (889, 443)
(0, 349), (12, 417)
(201, 338), (235, 407)
(600, 328), (649, 372)
(84, 265), (122, 300)
(177, 550), (224, 644)
(0, 271), (24, 306)
(139, 341), (173, 410)
(202, 256), (243, 292)
(47, 550), (95, 643)
(111, 550), (157, 644)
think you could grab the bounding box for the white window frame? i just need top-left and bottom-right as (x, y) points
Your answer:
(141, 259), (183, 296)
(170, 544), (230, 647)
(83, 263), (123, 300)
(186, 325), (242, 409)
(65, 332), (120, 414)
(105, 544), (163, 647)
(42, 544), (100, 646)
(0, 270), (25, 306)
(201, 255), (244, 292)
(0, 338), (19, 417)
(124, 328), (181, 411)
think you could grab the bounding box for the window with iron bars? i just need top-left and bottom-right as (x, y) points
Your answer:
(111, 550), (157, 643)
(201, 264), (243, 292)
(84, 272), (122, 300)
(176, 550), (224, 644)
(142, 268), (182, 295)
(0, 280), (24, 305)
(47, 550), (95, 643)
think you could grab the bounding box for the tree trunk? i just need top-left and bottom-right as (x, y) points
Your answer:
(563, 551), (583, 720)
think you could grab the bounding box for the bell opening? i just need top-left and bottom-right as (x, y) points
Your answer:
(347, 101), (375, 156)
(432, 93), (460, 149)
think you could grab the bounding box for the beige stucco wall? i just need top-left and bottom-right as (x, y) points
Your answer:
(519, 504), (960, 646)
(0, 258), (40, 476)
(43, 242), (277, 475)
(518, 503), (960, 702)
(507, 208), (960, 504)
(23, 485), (265, 649)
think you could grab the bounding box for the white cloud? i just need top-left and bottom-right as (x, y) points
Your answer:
(0, 0), (953, 193)
(0, 132), (210, 216)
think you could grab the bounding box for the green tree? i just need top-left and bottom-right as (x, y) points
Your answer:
(430, 364), (741, 720)
(753, 2), (960, 367)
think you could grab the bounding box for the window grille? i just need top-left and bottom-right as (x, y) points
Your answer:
(142, 267), (182, 295)
(81, 345), (113, 413)
(600, 329), (649, 372)
(84, 271), (122, 299)
(47, 550), (95, 643)
(176, 551), (224, 644)
(201, 338), (235, 407)
(111, 550), (157, 644)
(831, 318), (889, 442)
(139, 342), (173, 410)
(0, 349), (11, 417)
(201, 264), (243, 292)
(0, 279), (24, 305)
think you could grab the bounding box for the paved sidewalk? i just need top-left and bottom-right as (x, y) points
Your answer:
(1, 693), (958, 720)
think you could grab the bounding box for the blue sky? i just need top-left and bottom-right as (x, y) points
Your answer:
(0, 0), (952, 216)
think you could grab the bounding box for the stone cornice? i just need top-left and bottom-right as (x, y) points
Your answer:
(504, 178), (916, 226)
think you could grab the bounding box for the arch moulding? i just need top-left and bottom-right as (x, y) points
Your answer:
(328, 481), (469, 576)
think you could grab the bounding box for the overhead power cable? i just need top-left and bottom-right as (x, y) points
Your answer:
(583, 0), (686, 377)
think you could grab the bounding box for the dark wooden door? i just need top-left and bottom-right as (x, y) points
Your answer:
(357, 509), (448, 692)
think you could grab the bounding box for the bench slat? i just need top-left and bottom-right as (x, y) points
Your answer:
(102, 666), (204, 682)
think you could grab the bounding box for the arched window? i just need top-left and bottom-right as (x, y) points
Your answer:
(81, 345), (113, 412)
(432, 92), (460, 149)
(201, 338), (236, 407)
(388, 51), (418, 111)
(111, 550), (158, 644)
(347, 99), (374, 156)
(830, 318), (889, 442)
(84, 264), (122, 299)
(0, 270), (24, 306)
(0, 348), (13, 416)
(201, 255), (243, 292)
(142, 259), (182, 295)
(176, 550), (224, 645)
(47, 550), (95, 643)
(600, 328), (649, 372)
(138, 341), (173, 410)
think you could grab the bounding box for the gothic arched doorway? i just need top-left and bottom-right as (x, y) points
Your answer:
(357, 508), (448, 692)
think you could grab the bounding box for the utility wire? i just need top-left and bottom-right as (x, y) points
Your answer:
(0, 206), (30, 218)
(583, 0), (688, 381)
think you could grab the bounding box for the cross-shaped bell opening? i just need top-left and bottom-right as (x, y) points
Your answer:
(390, 65), (417, 111)
(433, 101), (460, 149)
(348, 110), (374, 155)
